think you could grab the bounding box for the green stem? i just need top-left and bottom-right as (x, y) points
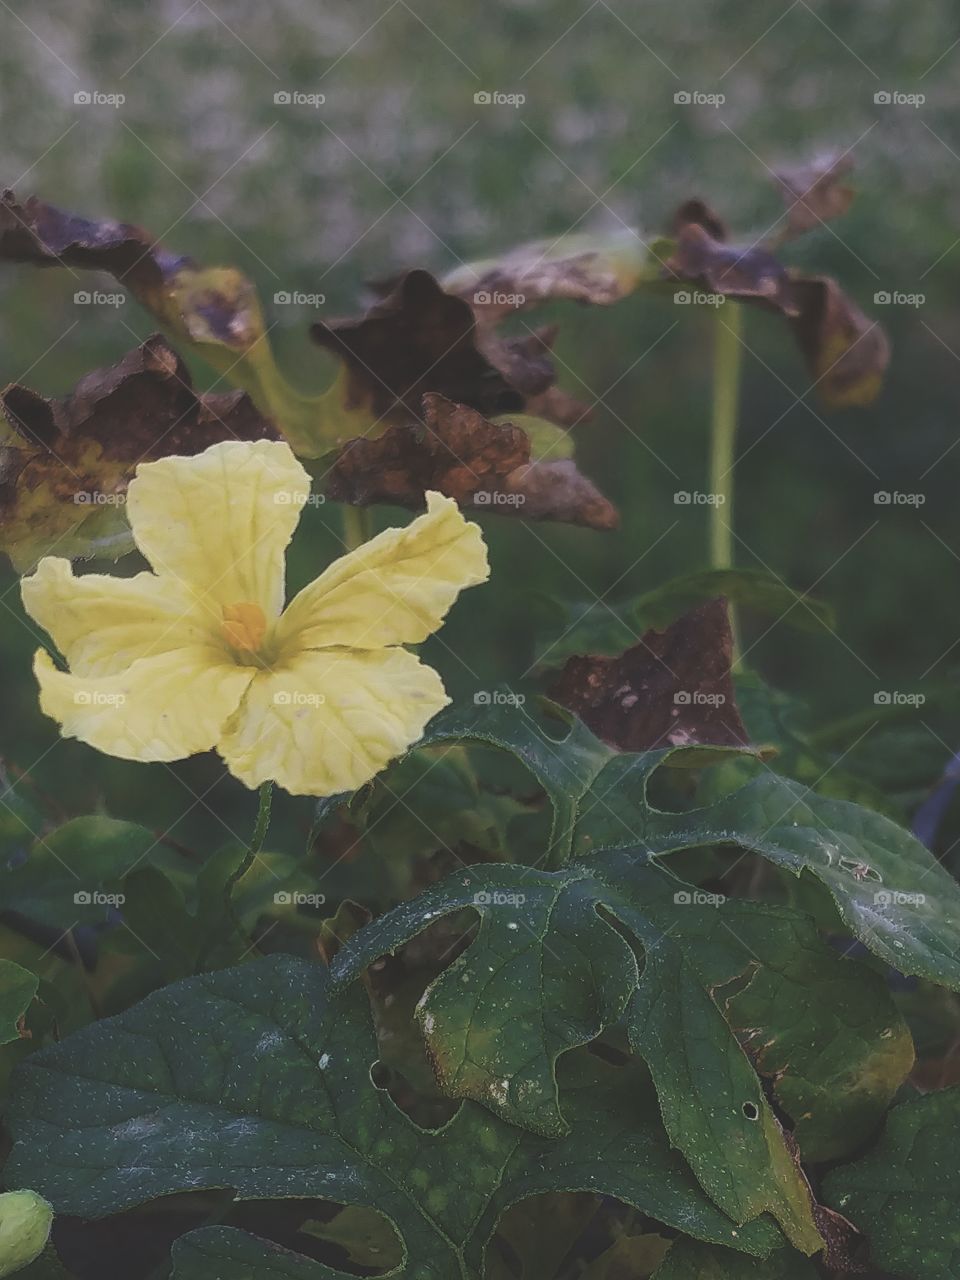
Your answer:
(709, 304), (743, 666)
(709, 303), (742, 572)
(342, 504), (373, 551)
(196, 782), (273, 972)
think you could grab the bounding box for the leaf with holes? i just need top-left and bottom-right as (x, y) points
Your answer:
(6, 955), (789, 1278)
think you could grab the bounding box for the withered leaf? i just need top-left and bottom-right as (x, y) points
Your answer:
(481, 324), (593, 427)
(0, 188), (183, 292)
(666, 210), (797, 314)
(773, 151), (855, 239)
(323, 392), (618, 531)
(1, 334), (276, 571)
(0, 191), (343, 456)
(665, 200), (889, 409)
(789, 275), (890, 410)
(442, 228), (656, 323)
(312, 269), (524, 427)
(548, 597), (748, 751)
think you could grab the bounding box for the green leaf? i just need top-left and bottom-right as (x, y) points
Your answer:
(534, 569), (835, 670)
(823, 1087), (960, 1280)
(645, 772), (960, 988)
(336, 858), (823, 1251)
(653, 1238), (820, 1278)
(6, 956), (784, 1278)
(0, 961), (38, 1046)
(1, 817), (157, 929)
(172, 1227), (336, 1279)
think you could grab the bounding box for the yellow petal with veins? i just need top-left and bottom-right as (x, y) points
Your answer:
(276, 491), (488, 653)
(217, 646), (448, 796)
(21, 557), (209, 678)
(126, 440), (310, 618)
(34, 648), (254, 763)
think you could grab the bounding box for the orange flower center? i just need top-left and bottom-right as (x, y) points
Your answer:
(221, 602), (267, 653)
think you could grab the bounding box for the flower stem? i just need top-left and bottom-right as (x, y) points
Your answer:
(342, 504), (372, 551)
(709, 305), (743, 665)
(709, 304), (742, 573)
(196, 781), (273, 971)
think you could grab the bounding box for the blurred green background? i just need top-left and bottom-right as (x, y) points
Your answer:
(1, 0), (959, 850)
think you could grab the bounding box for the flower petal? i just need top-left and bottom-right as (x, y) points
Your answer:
(276, 491), (489, 652)
(21, 558), (209, 678)
(34, 648), (254, 763)
(217, 647), (449, 795)
(126, 440), (310, 616)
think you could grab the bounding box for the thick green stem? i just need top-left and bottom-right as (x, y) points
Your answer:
(709, 304), (743, 665)
(709, 304), (742, 572)
(342, 504), (373, 552)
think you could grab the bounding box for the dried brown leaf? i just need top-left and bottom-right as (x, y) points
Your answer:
(549, 597), (748, 751)
(323, 392), (617, 531)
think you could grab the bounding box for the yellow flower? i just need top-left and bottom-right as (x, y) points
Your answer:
(21, 440), (489, 796)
